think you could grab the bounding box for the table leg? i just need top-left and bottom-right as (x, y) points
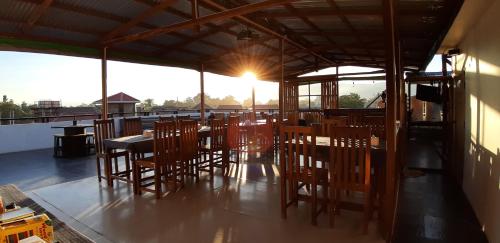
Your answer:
(131, 152), (138, 195)
(104, 149), (113, 187)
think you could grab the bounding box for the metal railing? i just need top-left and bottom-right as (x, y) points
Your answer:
(0, 108), (280, 125)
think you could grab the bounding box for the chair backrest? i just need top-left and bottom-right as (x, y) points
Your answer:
(179, 120), (198, 161)
(279, 126), (317, 179)
(347, 112), (364, 126)
(329, 127), (371, 192)
(227, 116), (240, 149)
(123, 117), (142, 136)
(209, 118), (225, 150)
(152, 121), (177, 165)
(94, 119), (116, 155)
(359, 116), (386, 139)
(286, 112), (299, 126)
(320, 117), (348, 136)
(213, 113), (225, 121)
(176, 115), (191, 127)
(242, 112), (254, 122)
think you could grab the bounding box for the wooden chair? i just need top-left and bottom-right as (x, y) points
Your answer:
(255, 115), (274, 153)
(176, 115), (191, 128)
(320, 117), (348, 136)
(213, 112), (225, 121)
(134, 121), (181, 199)
(199, 119), (227, 180)
(286, 112), (299, 126)
(93, 119), (130, 186)
(279, 126), (328, 225)
(328, 127), (373, 233)
(359, 116), (386, 139)
(227, 116), (241, 164)
(123, 117), (142, 136)
(179, 120), (199, 181)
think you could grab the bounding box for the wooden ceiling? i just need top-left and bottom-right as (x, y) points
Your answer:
(0, 0), (463, 80)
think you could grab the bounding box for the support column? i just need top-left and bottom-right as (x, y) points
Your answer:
(200, 63), (205, 125)
(252, 86), (256, 118)
(101, 47), (108, 120)
(278, 38), (284, 123)
(382, 0), (398, 239)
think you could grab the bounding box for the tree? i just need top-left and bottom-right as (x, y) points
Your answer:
(265, 99), (279, 105)
(2, 95), (7, 103)
(141, 98), (155, 112)
(221, 95), (240, 105)
(242, 98), (253, 108)
(339, 93), (367, 108)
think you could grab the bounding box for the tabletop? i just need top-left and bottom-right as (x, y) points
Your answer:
(51, 124), (93, 129)
(104, 126), (211, 153)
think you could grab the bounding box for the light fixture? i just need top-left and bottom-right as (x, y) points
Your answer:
(237, 27), (259, 41)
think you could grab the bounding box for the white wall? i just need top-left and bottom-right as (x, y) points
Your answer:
(0, 118), (120, 154)
(452, 0), (500, 242)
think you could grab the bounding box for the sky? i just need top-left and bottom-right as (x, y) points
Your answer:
(0, 51), (443, 106)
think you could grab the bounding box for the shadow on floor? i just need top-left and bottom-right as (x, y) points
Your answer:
(393, 127), (488, 243)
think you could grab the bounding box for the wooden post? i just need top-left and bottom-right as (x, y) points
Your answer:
(252, 86), (256, 118)
(278, 38), (285, 123)
(382, 0), (398, 239)
(101, 47), (108, 120)
(335, 66), (339, 108)
(200, 63), (205, 125)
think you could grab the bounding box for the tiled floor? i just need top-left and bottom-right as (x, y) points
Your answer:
(0, 148), (96, 191)
(0, 130), (490, 243)
(1, 151), (383, 243)
(393, 127), (488, 243)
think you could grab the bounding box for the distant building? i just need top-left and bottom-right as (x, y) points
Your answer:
(52, 107), (99, 121)
(254, 104), (279, 110)
(31, 100), (62, 118)
(93, 92), (140, 117)
(217, 105), (243, 111)
(192, 103), (213, 110)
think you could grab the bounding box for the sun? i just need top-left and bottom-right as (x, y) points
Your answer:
(241, 71), (257, 81)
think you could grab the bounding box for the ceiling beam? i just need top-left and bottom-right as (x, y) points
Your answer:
(22, 0), (53, 33)
(199, 0), (337, 65)
(104, 0), (296, 45)
(252, 8), (382, 18)
(102, 0), (177, 41)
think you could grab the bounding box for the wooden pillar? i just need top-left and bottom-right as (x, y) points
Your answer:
(382, 0), (398, 240)
(252, 86), (256, 117)
(335, 66), (339, 108)
(200, 63), (205, 125)
(278, 38), (284, 123)
(101, 47), (108, 120)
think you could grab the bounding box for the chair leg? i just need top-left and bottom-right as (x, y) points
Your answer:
(125, 153), (131, 180)
(155, 166), (162, 199)
(114, 157), (119, 174)
(329, 187), (335, 227)
(280, 174), (287, 219)
(96, 157), (102, 182)
(209, 152), (214, 180)
(311, 182), (317, 226)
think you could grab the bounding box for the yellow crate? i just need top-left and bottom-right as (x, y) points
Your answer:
(0, 214), (53, 243)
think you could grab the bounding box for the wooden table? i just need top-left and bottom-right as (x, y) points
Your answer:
(102, 126), (212, 189)
(51, 124), (93, 136)
(51, 124), (93, 157)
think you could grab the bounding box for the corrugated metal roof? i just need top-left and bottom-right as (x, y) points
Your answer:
(0, 0), (464, 77)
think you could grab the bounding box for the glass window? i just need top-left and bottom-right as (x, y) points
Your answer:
(298, 82), (321, 110)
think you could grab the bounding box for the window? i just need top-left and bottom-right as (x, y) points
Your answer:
(298, 82), (322, 110)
